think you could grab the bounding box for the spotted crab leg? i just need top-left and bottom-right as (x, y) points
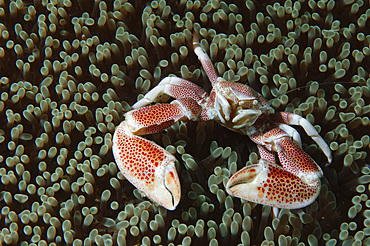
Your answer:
(274, 112), (332, 163)
(226, 128), (324, 209)
(113, 99), (202, 210)
(132, 77), (207, 109)
(193, 38), (219, 86)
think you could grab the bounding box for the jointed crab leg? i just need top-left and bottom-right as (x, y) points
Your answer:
(193, 39), (219, 86)
(277, 124), (302, 147)
(113, 100), (202, 210)
(132, 77), (207, 109)
(274, 112), (332, 163)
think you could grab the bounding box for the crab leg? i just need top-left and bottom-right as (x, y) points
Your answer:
(278, 123), (302, 147)
(257, 145), (276, 163)
(132, 77), (207, 109)
(274, 112), (332, 163)
(276, 137), (323, 184)
(113, 99), (202, 210)
(226, 128), (323, 209)
(193, 37), (219, 86)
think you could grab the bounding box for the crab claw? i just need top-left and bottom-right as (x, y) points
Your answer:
(113, 121), (181, 210)
(226, 159), (321, 209)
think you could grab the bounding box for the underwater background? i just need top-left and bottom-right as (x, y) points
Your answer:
(0, 0), (370, 245)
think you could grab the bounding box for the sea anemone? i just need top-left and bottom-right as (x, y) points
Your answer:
(0, 0), (369, 245)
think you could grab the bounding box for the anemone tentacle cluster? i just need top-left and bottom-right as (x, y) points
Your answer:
(0, 0), (369, 245)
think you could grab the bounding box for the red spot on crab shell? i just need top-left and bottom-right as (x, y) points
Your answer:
(261, 163), (319, 206)
(115, 132), (167, 185)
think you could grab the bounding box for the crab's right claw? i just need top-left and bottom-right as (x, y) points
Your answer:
(226, 160), (321, 209)
(112, 121), (181, 210)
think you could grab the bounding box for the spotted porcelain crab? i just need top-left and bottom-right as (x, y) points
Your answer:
(112, 37), (332, 210)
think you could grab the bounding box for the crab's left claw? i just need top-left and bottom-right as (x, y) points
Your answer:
(113, 99), (202, 210)
(113, 121), (181, 210)
(226, 159), (321, 209)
